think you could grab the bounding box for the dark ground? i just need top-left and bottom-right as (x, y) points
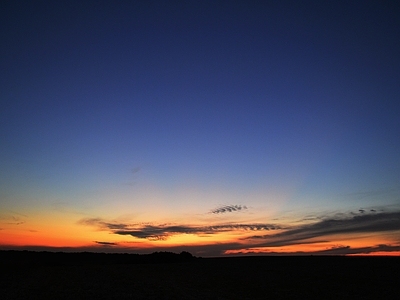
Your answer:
(1, 251), (399, 299)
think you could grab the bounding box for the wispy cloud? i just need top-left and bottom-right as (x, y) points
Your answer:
(246, 211), (400, 247)
(0, 212), (27, 226)
(76, 207), (400, 256)
(211, 205), (247, 214)
(229, 243), (400, 256)
(344, 187), (400, 200)
(78, 218), (130, 230)
(94, 241), (118, 246)
(116, 224), (279, 240)
(79, 217), (279, 241)
(317, 244), (400, 255)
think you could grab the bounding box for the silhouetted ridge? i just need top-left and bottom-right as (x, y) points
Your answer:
(0, 250), (197, 266)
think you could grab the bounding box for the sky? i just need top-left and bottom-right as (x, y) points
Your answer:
(1, 0), (400, 256)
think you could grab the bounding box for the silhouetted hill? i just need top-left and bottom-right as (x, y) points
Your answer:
(0, 250), (196, 266)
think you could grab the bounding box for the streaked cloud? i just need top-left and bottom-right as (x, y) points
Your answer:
(79, 217), (279, 241)
(78, 218), (130, 230)
(94, 241), (118, 246)
(76, 207), (400, 256)
(211, 205), (247, 214)
(229, 243), (400, 256)
(316, 244), (400, 255)
(246, 210), (400, 247)
(0, 212), (26, 226)
(344, 187), (400, 200)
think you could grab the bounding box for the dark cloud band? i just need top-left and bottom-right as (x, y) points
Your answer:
(246, 211), (400, 247)
(79, 218), (278, 241)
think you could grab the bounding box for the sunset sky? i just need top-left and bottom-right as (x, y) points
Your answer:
(1, 0), (400, 256)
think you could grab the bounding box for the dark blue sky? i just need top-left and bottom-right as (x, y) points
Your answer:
(1, 1), (400, 255)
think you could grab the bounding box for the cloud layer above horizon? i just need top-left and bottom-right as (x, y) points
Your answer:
(1, 1), (399, 257)
(73, 205), (400, 256)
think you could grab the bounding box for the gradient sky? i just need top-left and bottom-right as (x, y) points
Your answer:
(1, 0), (400, 256)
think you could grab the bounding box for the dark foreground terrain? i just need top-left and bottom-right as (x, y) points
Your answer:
(1, 251), (399, 299)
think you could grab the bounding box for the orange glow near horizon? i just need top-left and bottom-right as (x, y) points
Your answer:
(347, 252), (400, 256)
(1, 207), (399, 257)
(224, 234), (400, 256)
(2, 231), (399, 256)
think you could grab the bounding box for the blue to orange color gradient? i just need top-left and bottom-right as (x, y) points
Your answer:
(1, 1), (399, 256)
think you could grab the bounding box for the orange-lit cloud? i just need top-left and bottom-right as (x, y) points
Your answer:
(78, 217), (279, 241)
(243, 210), (400, 247)
(2, 204), (399, 257)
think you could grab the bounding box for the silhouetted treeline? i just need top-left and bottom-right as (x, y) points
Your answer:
(0, 250), (196, 266)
